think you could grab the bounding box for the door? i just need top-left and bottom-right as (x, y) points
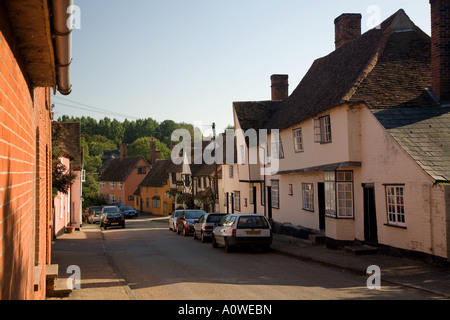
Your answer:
(363, 184), (378, 243)
(318, 183), (326, 231)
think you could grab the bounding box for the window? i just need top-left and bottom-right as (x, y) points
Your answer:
(249, 184), (254, 204)
(234, 191), (241, 211)
(302, 183), (314, 211)
(118, 182), (122, 190)
(146, 197), (149, 208)
(100, 182), (105, 189)
(110, 195), (116, 202)
(336, 171), (353, 218)
(293, 128), (303, 152)
(288, 184), (293, 196)
(271, 133), (284, 159)
(128, 196), (134, 201)
(171, 173), (177, 184)
(137, 167), (147, 175)
(152, 196), (161, 208)
(314, 116), (332, 143)
(324, 172), (336, 217)
(386, 186), (405, 227)
(118, 196), (122, 203)
(271, 180), (279, 209)
(110, 182), (115, 190)
(229, 166), (234, 179)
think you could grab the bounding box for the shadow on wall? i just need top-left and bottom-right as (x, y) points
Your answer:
(1, 149), (27, 300)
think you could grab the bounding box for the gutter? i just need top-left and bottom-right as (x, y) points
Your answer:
(51, 0), (73, 95)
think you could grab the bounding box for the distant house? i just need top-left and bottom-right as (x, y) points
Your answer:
(137, 159), (174, 216)
(231, 7), (450, 263)
(99, 154), (150, 207)
(52, 122), (84, 237)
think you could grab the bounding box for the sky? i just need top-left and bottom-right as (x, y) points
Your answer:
(52, 0), (432, 134)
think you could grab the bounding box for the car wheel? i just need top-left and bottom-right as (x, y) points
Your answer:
(211, 235), (218, 248)
(224, 238), (232, 253)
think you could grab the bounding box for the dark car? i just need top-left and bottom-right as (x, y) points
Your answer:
(193, 213), (227, 242)
(111, 202), (124, 208)
(100, 206), (125, 230)
(120, 206), (138, 219)
(176, 210), (206, 236)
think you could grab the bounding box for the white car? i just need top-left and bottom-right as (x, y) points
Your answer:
(211, 214), (272, 252)
(169, 210), (183, 232)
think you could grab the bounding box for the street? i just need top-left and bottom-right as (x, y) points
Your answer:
(70, 214), (441, 300)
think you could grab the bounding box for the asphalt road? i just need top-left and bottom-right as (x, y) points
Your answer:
(96, 214), (439, 300)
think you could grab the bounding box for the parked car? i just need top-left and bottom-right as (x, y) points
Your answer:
(169, 210), (183, 232)
(100, 206), (125, 230)
(120, 205), (138, 219)
(176, 210), (206, 236)
(211, 214), (272, 252)
(88, 206), (104, 224)
(194, 213), (227, 242)
(111, 202), (124, 208)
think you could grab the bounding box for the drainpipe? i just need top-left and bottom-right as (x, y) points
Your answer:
(51, 0), (73, 95)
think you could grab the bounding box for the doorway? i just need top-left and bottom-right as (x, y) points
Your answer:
(363, 184), (378, 244)
(318, 183), (326, 231)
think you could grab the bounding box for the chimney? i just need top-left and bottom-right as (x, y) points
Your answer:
(119, 144), (127, 161)
(430, 0), (450, 102)
(334, 13), (362, 49)
(271, 74), (289, 101)
(149, 138), (160, 167)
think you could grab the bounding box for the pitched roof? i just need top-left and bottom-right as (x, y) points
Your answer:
(235, 9), (437, 131)
(373, 107), (450, 182)
(139, 159), (171, 188)
(99, 156), (148, 182)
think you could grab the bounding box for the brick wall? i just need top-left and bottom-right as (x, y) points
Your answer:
(0, 5), (53, 300)
(430, 0), (450, 102)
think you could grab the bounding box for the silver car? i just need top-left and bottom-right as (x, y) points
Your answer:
(211, 214), (272, 252)
(194, 213), (227, 243)
(169, 210), (183, 232)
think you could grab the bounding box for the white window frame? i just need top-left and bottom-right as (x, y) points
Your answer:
(293, 128), (304, 152)
(271, 180), (280, 209)
(386, 186), (406, 227)
(110, 182), (115, 190)
(271, 134), (284, 159)
(314, 115), (332, 143)
(100, 182), (105, 189)
(118, 182), (122, 190)
(234, 191), (241, 211)
(302, 183), (314, 211)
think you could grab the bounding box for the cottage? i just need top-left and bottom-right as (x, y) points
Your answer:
(232, 4), (450, 263)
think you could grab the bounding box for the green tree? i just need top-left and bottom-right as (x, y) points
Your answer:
(128, 137), (171, 160)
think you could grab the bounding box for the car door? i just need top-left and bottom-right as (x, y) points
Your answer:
(195, 214), (205, 236)
(177, 211), (185, 232)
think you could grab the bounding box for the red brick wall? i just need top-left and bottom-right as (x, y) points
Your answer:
(430, 0), (450, 102)
(0, 5), (53, 300)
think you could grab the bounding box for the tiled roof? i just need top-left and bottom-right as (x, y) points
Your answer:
(373, 107), (450, 182)
(99, 156), (148, 182)
(139, 159), (171, 188)
(236, 9), (437, 131)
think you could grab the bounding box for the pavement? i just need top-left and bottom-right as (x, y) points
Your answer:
(49, 214), (450, 300)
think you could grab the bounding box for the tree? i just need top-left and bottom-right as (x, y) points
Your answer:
(128, 137), (171, 160)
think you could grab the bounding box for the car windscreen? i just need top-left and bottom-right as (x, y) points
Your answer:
(207, 215), (226, 223)
(104, 207), (119, 213)
(185, 211), (205, 219)
(121, 206), (133, 211)
(237, 216), (270, 229)
(107, 212), (122, 218)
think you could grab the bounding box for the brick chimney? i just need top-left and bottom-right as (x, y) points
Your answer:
(335, 13), (362, 49)
(271, 74), (289, 101)
(149, 138), (160, 167)
(430, 0), (450, 102)
(119, 143), (127, 161)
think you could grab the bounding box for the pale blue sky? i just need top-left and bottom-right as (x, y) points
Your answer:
(53, 1), (432, 133)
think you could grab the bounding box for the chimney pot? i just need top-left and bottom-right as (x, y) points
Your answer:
(334, 13), (362, 49)
(271, 74), (289, 101)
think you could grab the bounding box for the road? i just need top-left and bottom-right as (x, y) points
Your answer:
(96, 214), (440, 300)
